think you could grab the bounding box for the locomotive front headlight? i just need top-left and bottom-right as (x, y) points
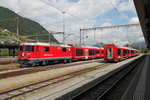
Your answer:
(22, 53), (24, 56)
(27, 55), (30, 58)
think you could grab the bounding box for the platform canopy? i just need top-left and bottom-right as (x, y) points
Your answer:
(0, 43), (19, 49)
(134, 0), (150, 49)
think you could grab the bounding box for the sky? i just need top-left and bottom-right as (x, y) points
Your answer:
(0, 0), (145, 46)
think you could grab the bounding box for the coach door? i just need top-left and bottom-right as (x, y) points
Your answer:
(36, 46), (39, 58)
(85, 49), (88, 59)
(107, 47), (113, 59)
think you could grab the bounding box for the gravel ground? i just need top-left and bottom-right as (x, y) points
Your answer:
(0, 57), (17, 64)
(0, 62), (102, 93)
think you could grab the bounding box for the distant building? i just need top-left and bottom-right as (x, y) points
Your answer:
(0, 29), (10, 33)
(3, 29), (9, 32)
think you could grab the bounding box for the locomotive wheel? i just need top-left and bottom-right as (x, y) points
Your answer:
(31, 63), (36, 67)
(20, 64), (26, 68)
(68, 59), (72, 63)
(42, 61), (47, 66)
(64, 59), (67, 63)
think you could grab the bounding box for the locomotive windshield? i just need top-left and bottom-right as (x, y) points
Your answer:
(25, 46), (34, 52)
(19, 46), (23, 52)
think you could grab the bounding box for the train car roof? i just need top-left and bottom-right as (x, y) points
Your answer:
(68, 44), (103, 49)
(74, 46), (103, 49)
(105, 44), (139, 51)
(20, 42), (71, 47)
(117, 46), (139, 51)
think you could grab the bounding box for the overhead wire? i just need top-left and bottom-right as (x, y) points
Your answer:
(20, 1), (62, 29)
(108, 0), (127, 24)
(40, 0), (90, 26)
(21, 0), (88, 44)
(108, 0), (134, 45)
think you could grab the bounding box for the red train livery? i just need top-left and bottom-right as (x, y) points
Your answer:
(69, 44), (104, 60)
(104, 44), (140, 62)
(18, 42), (104, 66)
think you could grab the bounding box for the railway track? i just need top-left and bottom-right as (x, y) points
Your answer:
(0, 63), (111, 100)
(0, 59), (17, 65)
(58, 55), (145, 100)
(0, 66), (19, 72)
(0, 59), (103, 79)
(0, 61), (17, 65)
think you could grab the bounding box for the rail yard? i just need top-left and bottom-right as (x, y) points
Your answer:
(0, 55), (144, 100)
(0, 0), (150, 99)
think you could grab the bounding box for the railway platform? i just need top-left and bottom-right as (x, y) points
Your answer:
(121, 54), (150, 100)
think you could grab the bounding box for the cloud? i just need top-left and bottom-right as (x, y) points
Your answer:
(101, 22), (112, 27)
(138, 37), (145, 42)
(118, 0), (137, 13)
(0, 0), (144, 46)
(128, 17), (139, 24)
(0, 0), (19, 12)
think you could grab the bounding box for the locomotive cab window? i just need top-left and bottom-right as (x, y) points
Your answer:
(44, 47), (49, 52)
(19, 46), (23, 52)
(62, 48), (67, 52)
(25, 46), (34, 52)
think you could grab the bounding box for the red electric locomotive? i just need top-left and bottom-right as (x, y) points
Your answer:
(18, 42), (72, 66)
(104, 44), (140, 62)
(18, 42), (104, 66)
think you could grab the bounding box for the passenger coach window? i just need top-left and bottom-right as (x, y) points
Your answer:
(89, 50), (94, 55)
(62, 48), (67, 52)
(76, 49), (83, 56)
(44, 47), (49, 52)
(25, 46), (34, 52)
(95, 50), (99, 54)
(123, 50), (126, 56)
(118, 49), (121, 56)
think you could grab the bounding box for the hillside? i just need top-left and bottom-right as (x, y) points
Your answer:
(0, 6), (58, 43)
(132, 42), (147, 48)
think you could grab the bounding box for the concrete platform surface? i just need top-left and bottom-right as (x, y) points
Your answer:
(121, 54), (150, 100)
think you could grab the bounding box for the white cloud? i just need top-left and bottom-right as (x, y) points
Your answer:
(0, 0), (144, 46)
(128, 17), (139, 24)
(101, 22), (112, 27)
(118, 0), (137, 13)
(138, 37), (145, 42)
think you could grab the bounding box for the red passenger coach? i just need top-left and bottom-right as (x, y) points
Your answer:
(69, 44), (104, 60)
(104, 44), (140, 62)
(18, 43), (72, 66)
